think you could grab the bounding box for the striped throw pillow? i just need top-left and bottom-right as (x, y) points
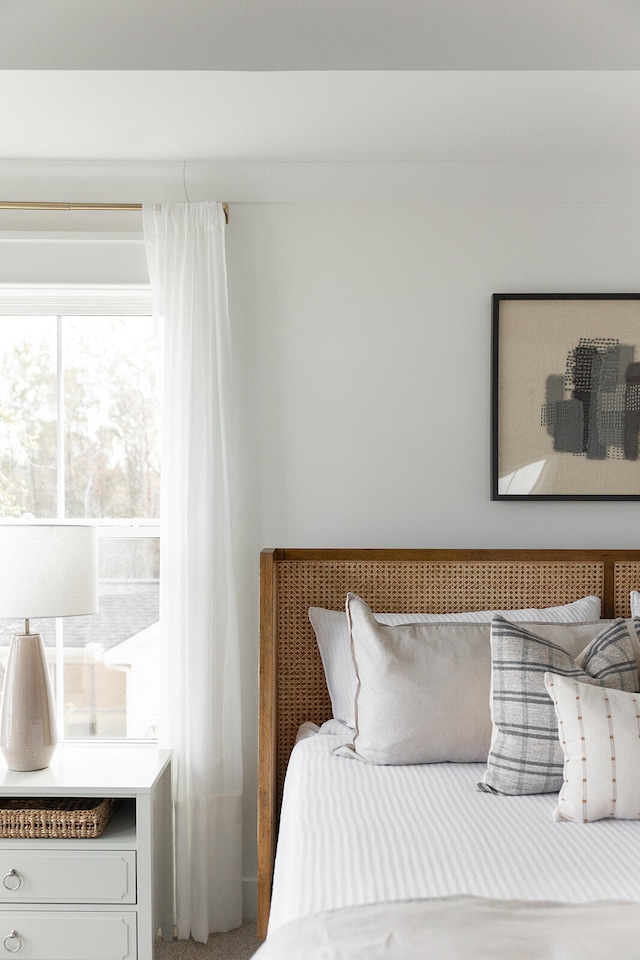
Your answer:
(477, 617), (640, 796)
(545, 673), (640, 822)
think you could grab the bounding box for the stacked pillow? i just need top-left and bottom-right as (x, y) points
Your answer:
(309, 595), (602, 729)
(546, 673), (640, 822)
(477, 616), (639, 795)
(309, 591), (640, 821)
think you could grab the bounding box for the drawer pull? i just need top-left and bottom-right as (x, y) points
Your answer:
(3, 931), (21, 953)
(1, 871), (21, 892)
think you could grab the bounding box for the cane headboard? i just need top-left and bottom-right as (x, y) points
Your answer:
(257, 547), (640, 937)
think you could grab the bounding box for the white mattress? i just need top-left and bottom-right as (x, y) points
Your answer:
(268, 720), (640, 935)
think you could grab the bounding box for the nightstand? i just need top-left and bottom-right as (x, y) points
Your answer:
(0, 744), (173, 960)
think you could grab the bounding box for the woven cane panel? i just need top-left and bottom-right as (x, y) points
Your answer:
(275, 559), (603, 800)
(614, 563), (640, 618)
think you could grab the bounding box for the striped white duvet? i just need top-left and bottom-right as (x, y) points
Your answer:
(268, 720), (640, 935)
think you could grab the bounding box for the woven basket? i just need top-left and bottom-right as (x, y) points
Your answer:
(0, 797), (118, 839)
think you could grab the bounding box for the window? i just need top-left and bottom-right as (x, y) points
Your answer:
(0, 285), (160, 740)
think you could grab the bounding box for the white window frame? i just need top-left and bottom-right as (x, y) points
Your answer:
(0, 283), (160, 742)
(0, 283), (151, 316)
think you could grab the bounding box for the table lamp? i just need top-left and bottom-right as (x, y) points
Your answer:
(0, 522), (98, 771)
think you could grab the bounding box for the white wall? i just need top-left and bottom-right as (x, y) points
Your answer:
(228, 198), (640, 550)
(226, 196), (640, 913)
(3, 177), (640, 917)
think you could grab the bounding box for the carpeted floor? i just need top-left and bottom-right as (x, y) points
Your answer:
(155, 921), (262, 959)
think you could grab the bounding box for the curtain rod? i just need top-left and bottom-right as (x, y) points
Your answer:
(0, 201), (229, 223)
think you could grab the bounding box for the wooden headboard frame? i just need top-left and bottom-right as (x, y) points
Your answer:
(257, 547), (640, 937)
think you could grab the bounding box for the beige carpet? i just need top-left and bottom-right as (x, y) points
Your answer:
(155, 922), (262, 959)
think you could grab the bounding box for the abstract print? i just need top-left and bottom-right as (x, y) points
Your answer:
(542, 338), (640, 461)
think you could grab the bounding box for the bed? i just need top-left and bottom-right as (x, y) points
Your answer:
(255, 548), (640, 957)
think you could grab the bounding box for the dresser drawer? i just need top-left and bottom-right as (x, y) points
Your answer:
(0, 911), (136, 959)
(0, 852), (136, 903)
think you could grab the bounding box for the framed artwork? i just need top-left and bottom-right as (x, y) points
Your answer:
(491, 293), (640, 500)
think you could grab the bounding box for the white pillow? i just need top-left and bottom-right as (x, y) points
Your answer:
(630, 590), (640, 617)
(545, 671), (640, 822)
(309, 595), (602, 727)
(335, 593), (607, 765)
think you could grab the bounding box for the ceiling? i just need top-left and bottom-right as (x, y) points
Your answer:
(1, 1), (640, 165)
(3, 71), (640, 165)
(2, 0), (640, 71)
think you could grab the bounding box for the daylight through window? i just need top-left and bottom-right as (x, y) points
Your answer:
(0, 304), (160, 740)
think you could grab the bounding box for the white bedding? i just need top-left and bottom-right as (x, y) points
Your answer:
(268, 720), (640, 935)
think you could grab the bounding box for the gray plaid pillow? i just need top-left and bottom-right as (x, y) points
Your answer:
(477, 617), (640, 796)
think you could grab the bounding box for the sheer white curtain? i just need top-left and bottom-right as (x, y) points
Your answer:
(143, 201), (243, 941)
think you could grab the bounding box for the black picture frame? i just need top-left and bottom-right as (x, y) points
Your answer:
(491, 293), (640, 501)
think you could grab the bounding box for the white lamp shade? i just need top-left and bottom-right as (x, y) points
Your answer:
(0, 523), (98, 620)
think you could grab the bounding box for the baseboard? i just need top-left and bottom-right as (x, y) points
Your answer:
(243, 877), (257, 921)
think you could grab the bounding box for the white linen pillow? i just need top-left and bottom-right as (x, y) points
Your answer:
(335, 593), (607, 765)
(309, 595), (602, 727)
(545, 672), (640, 822)
(631, 590), (640, 617)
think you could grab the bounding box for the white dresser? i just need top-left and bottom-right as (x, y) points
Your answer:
(0, 745), (173, 960)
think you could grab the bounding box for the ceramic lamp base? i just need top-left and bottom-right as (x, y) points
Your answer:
(0, 632), (57, 771)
